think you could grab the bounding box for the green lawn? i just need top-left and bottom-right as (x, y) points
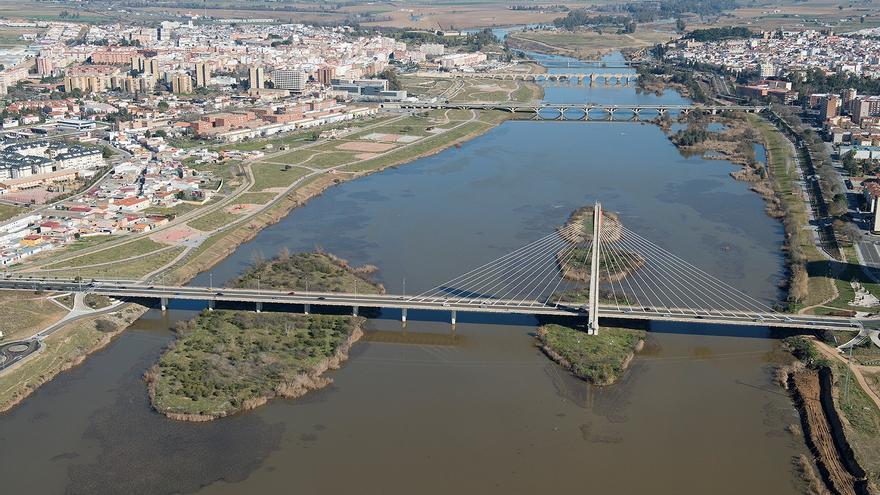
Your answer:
(44, 238), (167, 269)
(47, 247), (185, 280)
(249, 163), (309, 191)
(188, 210), (240, 232)
(231, 192), (276, 205)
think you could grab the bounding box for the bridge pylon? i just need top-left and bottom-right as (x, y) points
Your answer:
(588, 202), (602, 335)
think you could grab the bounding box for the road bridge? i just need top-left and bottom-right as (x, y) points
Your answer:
(0, 277), (863, 332)
(415, 71), (638, 85)
(5, 204), (868, 337)
(380, 101), (768, 120)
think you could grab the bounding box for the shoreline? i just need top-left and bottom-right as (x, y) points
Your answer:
(0, 112), (510, 416)
(0, 304), (148, 413)
(167, 113), (509, 283)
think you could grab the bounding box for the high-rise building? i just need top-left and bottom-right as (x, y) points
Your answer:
(317, 66), (335, 86)
(170, 72), (192, 94)
(35, 56), (54, 77)
(248, 66), (265, 90)
(131, 55), (145, 73)
(842, 88), (857, 114)
(271, 69), (305, 92)
(148, 58), (160, 77)
(759, 63), (776, 78)
(852, 96), (880, 124)
(195, 62), (211, 87)
(821, 95), (840, 121)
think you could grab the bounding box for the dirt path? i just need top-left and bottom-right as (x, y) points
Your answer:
(813, 338), (880, 412)
(791, 370), (860, 495)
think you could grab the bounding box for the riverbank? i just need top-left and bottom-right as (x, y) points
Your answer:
(782, 336), (872, 495)
(147, 251), (382, 420)
(165, 110), (511, 286)
(536, 323), (645, 385)
(0, 111), (512, 416)
(0, 304), (147, 413)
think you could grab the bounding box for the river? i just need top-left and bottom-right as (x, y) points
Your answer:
(0, 52), (809, 494)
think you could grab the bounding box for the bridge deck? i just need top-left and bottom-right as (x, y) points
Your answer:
(0, 278), (861, 332)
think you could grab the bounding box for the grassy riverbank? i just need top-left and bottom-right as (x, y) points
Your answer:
(0, 304), (147, 413)
(536, 324), (645, 385)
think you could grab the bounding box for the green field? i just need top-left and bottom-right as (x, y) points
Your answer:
(249, 163), (309, 191)
(188, 210), (240, 232)
(46, 247), (185, 280)
(44, 238), (167, 269)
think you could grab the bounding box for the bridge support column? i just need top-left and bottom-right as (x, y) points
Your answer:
(353, 305), (359, 316)
(401, 308), (407, 323)
(588, 203), (602, 335)
(451, 310), (457, 326)
(208, 299), (214, 311)
(304, 303), (310, 315)
(255, 301), (262, 313)
(160, 297), (168, 312)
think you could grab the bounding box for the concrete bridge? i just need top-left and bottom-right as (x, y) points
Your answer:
(5, 205), (864, 337)
(415, 71), (638, 85)
(380, 101), (768, 120)
(0, 276), (863, 333)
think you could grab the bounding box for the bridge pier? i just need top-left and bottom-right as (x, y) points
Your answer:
(207, 299), (214, 311)
(255, 301), (262, 313)
(353, 305), (359, 316)
(401, 307), (407, 323)
(304, 303), (310, 315)
(160, 297), (168, 312)
(451, 310), (457, 326)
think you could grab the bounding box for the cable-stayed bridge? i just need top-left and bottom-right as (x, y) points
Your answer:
(0, 204), (867, 334)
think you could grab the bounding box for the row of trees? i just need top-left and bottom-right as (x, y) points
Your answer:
(684, 26), (755, 42)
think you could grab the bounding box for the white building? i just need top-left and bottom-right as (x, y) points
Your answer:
(271, 69), (306, 92)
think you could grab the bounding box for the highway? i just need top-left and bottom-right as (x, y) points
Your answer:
(0, 277), (865, 332)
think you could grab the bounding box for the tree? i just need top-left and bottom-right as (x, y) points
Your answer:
(379, 68), (402, 91)
(676, 18), (686, 32)
(101, 146), (114, 159)
(157, 101), (170, 112)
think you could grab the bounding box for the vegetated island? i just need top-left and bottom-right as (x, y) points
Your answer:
(539, 206), (646, 386)
(146, 250), (383, 422)
(536, 324), (645, 386)
(555, 205), (644, 284)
